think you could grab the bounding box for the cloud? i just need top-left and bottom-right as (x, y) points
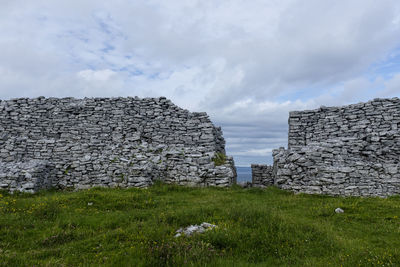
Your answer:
(0, 0), (400, 165)
(231, 148), (273, 157)
(383, 73), (400, 96)
(78, 69), (116, 82)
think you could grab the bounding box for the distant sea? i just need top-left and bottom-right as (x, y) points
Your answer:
(236, 167), (252, 182)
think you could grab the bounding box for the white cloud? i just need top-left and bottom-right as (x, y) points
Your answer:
(231, 148), (273, 157)
(383, 73), (400, 96)
(78, 69), (116, 82)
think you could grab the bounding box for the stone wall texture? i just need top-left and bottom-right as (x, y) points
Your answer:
(253, 98), (400, 197)
(0, 97), (236, 192)
(251, 164), (274, 187)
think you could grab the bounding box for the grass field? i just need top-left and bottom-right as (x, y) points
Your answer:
(0, 183), (399, 266)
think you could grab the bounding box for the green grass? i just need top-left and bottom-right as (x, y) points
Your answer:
(212, 152), (227, 166)
(0, 183), (399, 266)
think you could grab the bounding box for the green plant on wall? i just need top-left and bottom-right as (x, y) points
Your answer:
(212, 152), (227, 166)
(64, 165), (72, 175)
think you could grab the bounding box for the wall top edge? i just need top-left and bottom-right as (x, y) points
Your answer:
(289, 97), (400, 116)
(0, 96), (169, 102)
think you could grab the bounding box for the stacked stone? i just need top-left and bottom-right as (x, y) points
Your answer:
(208, 157), (237, 187)
(273, 144), (400, 196)
(0, 160), (51, 193)
(251, 164), (274, 187)
(273, 97), (400, 197)
(288, 98), (400, 151)
(0, 97), (236, 192)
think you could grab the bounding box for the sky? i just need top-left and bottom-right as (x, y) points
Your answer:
(1, 0), (400, 166)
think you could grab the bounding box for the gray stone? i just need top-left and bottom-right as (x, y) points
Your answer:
(175, 222), (217, 237)
(237, 181), (252, 188)
(335, 208), (344, 213)
(252, 97), (400, 197)
(0, 97), (236, 193)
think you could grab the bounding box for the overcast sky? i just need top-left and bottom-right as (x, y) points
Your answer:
(1, 0), (400, 166)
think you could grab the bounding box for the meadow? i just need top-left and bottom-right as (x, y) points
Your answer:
(0, 183), (399, 266)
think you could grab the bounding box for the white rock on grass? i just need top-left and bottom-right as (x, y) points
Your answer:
(335, 208), (344, 213)
(175, 222), (217, 237)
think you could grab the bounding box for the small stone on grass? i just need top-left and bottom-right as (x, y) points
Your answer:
(335, 208), (344, 213)
(175, 222), (217, 237)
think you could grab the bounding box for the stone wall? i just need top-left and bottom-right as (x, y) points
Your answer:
(288, 98), (400, 150)
(0, 96), (236, 192)
(253, 98), (400, 197)
(251, 164), (274, 187)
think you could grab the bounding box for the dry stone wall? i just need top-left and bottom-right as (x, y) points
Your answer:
(251, 164), (273, 187)
(253, 98), (400, 197)
(0, 97), (236, 193)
